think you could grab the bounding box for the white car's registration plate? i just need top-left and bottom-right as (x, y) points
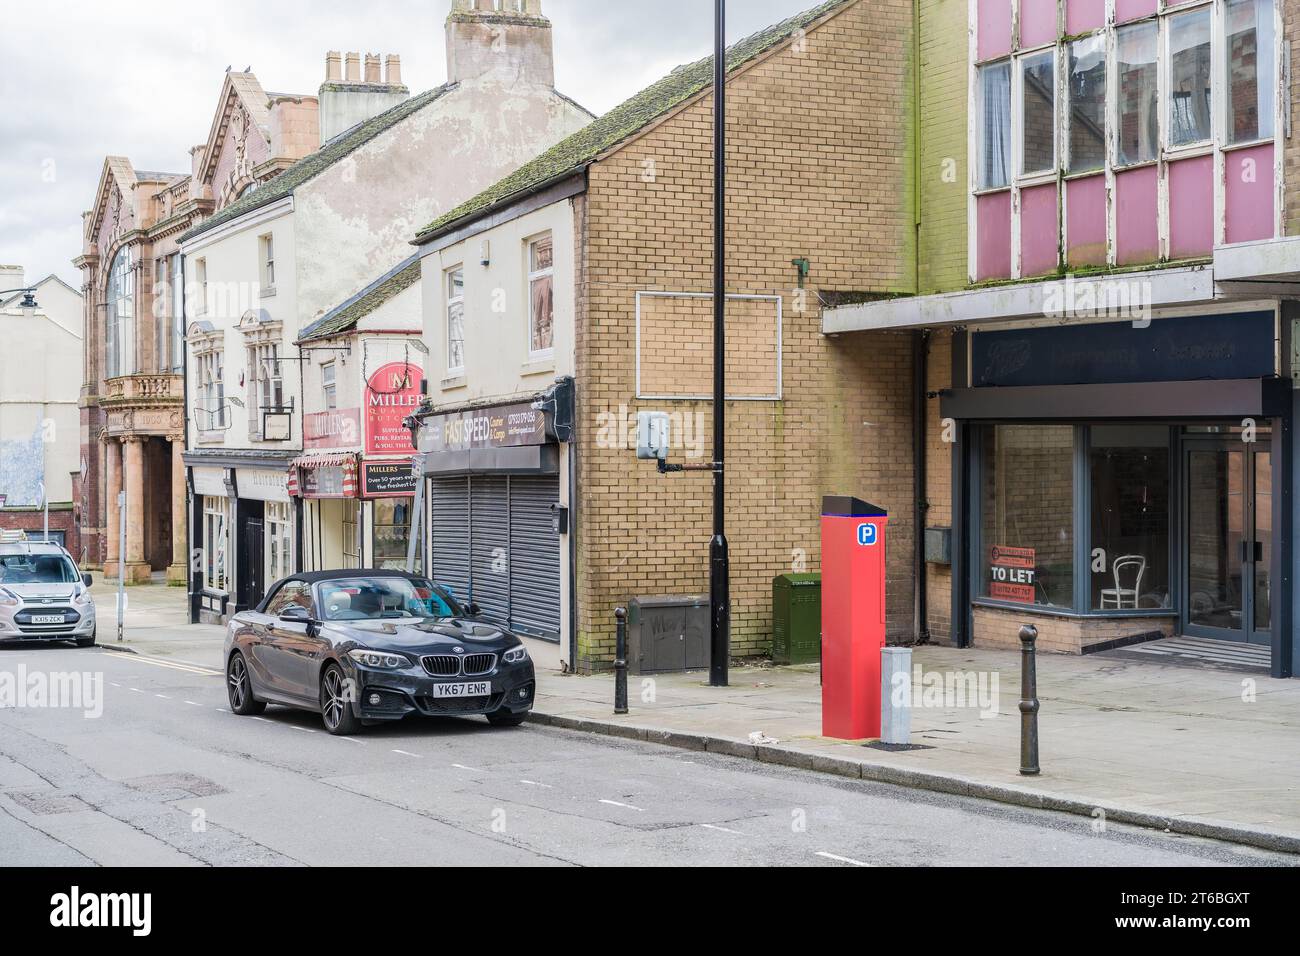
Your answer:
(432, 681), (490, 699)
(32, 614), (65, 624)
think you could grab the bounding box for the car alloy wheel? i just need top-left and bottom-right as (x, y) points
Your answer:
(320, 663), (360, 735)
(227, 652), (265, 716)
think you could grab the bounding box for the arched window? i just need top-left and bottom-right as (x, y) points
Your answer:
(106, 248), (135, 378)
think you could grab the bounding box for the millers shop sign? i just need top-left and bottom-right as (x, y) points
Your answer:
(424, 401), (547, 453)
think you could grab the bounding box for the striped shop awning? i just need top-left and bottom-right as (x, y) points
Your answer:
(287, 453), (359, 499)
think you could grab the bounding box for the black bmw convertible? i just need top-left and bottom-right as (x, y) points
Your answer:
(223, 570), (536, 735)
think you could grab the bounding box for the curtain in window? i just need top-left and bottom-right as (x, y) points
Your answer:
(980, 63), (1011, 189)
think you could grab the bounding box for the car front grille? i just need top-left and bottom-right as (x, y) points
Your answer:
(420, 652), (498, 677)
(422, 655), (461, 677)
(14, 607), (80, 633)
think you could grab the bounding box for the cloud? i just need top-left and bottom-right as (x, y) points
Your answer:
(0, 0), (812, 288)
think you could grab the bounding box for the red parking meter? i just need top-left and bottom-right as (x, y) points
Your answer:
(820, 495), (888, 740)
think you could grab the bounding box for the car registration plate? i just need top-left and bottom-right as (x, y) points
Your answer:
(32, 614), (65, 624)
(432, 681), (490, 699)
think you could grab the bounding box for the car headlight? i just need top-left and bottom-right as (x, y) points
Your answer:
(73, 589), (93, 607)
(502, 644), (529, 664)
(347, 649), (412, 669)
(0, 589), (19, 608)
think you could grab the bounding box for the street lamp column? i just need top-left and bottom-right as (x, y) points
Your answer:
(709, 0), (730, 688)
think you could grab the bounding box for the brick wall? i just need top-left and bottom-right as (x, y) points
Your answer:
(574, 0), (916, 670)
(972, 604), (1175, 654)
(1284, 0), (1300, 235)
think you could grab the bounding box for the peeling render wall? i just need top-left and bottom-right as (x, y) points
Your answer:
(293, 81), (591, 328)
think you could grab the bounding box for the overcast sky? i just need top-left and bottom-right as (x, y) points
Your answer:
(0, 0), (812, 291)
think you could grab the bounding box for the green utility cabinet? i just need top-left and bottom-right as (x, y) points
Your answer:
(771, 573), (822, 664)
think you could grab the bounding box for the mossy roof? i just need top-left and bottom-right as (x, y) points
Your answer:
(297, 254), (421, 343)
(413, 0), (853, 245)
(182, 83), (457, 243)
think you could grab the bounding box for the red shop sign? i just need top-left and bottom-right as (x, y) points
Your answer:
(365, 361), (422, 456)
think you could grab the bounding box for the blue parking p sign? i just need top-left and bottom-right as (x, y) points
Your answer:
(857, 522), (878, 546)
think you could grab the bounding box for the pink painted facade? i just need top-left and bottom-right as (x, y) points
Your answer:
(1019, 182), (1058, 276)
(971, 0), (1279, 282)
(1065, 174), (1106, 267)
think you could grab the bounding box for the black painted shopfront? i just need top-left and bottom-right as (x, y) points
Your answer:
(940, 308), (1296, 678)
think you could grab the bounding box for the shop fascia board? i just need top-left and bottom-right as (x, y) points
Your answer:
(822, 266), (1216, 333)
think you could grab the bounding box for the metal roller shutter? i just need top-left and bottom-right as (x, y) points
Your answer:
(507, 474), (562, 639)
(469, 476), (510, 629)
(428, 477), (470, 606)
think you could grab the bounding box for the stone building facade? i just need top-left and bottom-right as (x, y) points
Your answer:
(74, 70), (318, 582)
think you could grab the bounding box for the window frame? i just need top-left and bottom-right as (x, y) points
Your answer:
(968, 0), (1283, 282)
(259, 233), (276, 295)
(446, 266), (465, 374)
(970, 422), (1181, 619)
(321, 361), (337, 411)
(526, 233), (555, 359)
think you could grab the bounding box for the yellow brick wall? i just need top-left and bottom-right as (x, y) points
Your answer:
(574, 0), (916, 670)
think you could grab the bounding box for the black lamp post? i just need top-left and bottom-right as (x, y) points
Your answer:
(709, 0), (730, 688)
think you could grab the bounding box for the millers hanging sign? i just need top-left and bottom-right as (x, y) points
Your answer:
(424, 400), (547, 453)
(988, 545), (1036, 604)
(366, 362), (422, 455)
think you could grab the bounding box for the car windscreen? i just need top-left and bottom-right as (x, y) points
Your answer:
(0, 554), (78, 585)
(316, 577), (461, 622)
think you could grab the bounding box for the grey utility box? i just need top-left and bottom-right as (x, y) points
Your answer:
(627, 595), (710, 675)
(925, 526), (952, 565)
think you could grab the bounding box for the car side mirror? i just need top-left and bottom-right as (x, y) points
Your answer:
(82, 573), (93, 588)
(279, 605), (313, 625)
(465, 603), (481, 617)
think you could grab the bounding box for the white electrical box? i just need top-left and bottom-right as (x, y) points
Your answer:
(636, 411), (671, 461)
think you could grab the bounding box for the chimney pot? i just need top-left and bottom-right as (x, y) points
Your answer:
(384, 54), (402, 87)
(325, 50), (342, 82)
(345, 52), (361, 82)
(364, 53), (381, 84)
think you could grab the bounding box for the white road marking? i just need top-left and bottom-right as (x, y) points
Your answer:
(154, 694), (171, 700)
(700, 823), (742, 835)
(519, 780), (552, 789)
(184, 700), (201, 707)
(112, 653), (220, 677)
(250, 716), (271, 723)
(451, 763), (484, 772)
(216, 708), (229, 714)
(129, 688), (143, 694)
(109, 682), (121, 688)
(336, 735), (365, 744)
(290, 726), (316, 733)
(600, 799), (644, 812)
(392, 749), (420, 758)
(816, 851), (871, 867)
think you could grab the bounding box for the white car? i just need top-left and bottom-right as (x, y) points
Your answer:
(0, 532), (97, 646)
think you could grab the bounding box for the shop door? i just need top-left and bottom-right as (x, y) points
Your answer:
(1183, 441), (1271, 645)
(238, 501), (266, 612)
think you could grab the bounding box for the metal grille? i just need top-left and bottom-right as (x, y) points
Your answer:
(421, 655), (461, 677)
(462, 653), (497, 677)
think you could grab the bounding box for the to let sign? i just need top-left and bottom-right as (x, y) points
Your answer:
(366, 362), (422, 456)
(989, 545), (1036, 604)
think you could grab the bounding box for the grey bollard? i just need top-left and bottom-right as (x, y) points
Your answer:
(880, 646), (912, 745)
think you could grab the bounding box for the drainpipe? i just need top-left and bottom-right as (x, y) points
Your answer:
(913, 329), (931, 645)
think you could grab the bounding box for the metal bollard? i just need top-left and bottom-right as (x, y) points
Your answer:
(1018, 624), (1040, 775)
(614, 607), (628, 715)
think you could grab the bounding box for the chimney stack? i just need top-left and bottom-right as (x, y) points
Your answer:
(0, 265), (25, 293)
(319, 50), (410, 145)
(446, 0), (554, 87)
